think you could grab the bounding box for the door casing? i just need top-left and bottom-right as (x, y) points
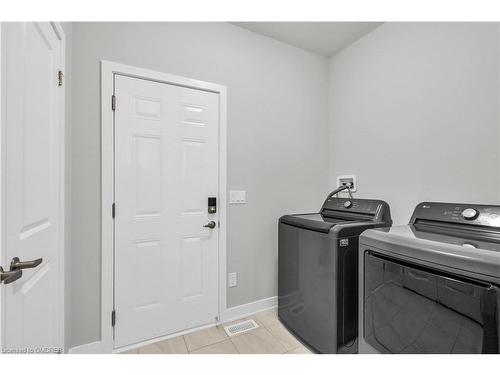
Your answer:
(100, 61), (227, 353)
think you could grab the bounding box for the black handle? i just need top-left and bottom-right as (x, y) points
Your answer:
(10, 257), (43, 271)
(0, 266), (23, 285)
(204, 221), (217, 229)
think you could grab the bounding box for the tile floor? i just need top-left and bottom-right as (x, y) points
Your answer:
(121, 308), (313, 354)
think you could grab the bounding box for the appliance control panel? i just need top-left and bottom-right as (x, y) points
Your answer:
(323, 197), (383, 215)
(411, 202), (500, 228)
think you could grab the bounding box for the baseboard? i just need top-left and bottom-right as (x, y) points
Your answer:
(221, 295), (277, 323)
(68, 340), (104, 354)
(68, 295), (278, 354)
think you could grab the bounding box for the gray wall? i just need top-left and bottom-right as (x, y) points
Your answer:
(70, 22), (329, 347)
(329, 23), (500, 224)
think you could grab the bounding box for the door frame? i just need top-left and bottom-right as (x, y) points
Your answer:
(100, 61), (227, 352)
(0, 22), (66, 351)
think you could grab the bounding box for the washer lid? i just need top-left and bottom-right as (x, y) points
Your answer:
(280, 213), (352, 233)
(360, 225), (500, 280)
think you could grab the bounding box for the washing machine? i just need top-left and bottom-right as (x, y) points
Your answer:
(278, 196), (392, 354)
(359, 202), (500, 354)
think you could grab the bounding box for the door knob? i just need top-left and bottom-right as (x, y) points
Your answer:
(10, 257), (42, 271)
(0, 266), (22, 285)
(203, 221), (217, 229)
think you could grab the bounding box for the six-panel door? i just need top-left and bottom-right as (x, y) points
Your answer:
(2, 22), (64, 352)
(113, 75), (219, 348)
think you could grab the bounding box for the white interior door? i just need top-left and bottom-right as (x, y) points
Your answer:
(0, 22), (64, 352)
(114, 75), (219, 348)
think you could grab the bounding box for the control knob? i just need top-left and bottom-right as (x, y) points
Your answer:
(461, 208), (479, 220)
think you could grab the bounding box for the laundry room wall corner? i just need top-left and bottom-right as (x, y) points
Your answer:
(328, 22), (500, 224)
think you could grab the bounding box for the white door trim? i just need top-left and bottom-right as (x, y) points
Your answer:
(0, 21), (65, 351)
(100, 61), (227, 353)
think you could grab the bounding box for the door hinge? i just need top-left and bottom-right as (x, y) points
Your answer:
(111, 95), (116, 111)
(111, 310), (116, 327)
(112, 203), (116, 219)
(58, 70), (64, 86)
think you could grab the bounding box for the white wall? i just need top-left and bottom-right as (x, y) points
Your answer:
(70, 22), (329, 347)
(329, 23), (500, 224)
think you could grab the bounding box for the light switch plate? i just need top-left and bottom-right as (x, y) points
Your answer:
(228, 272), (237, 287)
(229, 190), (246, 204)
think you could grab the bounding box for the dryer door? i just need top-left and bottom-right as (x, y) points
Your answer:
(363, 251), (499, 354)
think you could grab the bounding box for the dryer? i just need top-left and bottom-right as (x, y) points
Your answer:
(359, 202), (500, 354)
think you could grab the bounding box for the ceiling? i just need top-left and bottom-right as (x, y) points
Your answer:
(232, 22), (382, 57)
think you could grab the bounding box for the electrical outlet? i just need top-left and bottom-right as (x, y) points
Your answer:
(228, 272), (237, 287)
(337, 175), (357, 192)
(229, 190), (246, 204)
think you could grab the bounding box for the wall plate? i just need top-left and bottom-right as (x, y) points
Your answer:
(336, 175), (357, 192)
(228, 272), (237, 287)
(229, 190), (246, 204)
